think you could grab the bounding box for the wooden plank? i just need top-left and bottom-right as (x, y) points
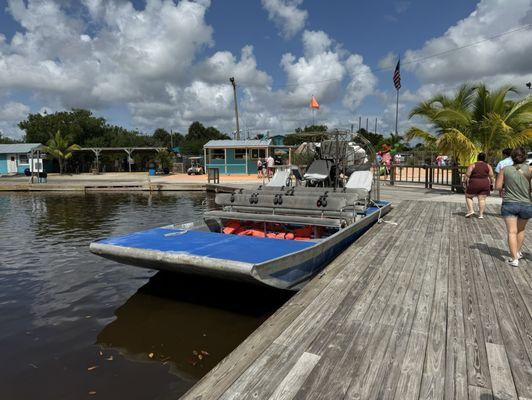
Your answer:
(445, 203), (468, 400)
(370, 204), (441, 400)
(486, 343), (518, 400)
(464, 222), (503, 345)
(268, 352), (321, 400)
(419, 202), (451, 400)
(458, 215), (492, 389)
(393, 332), (429, 400)
(468, 385), (493, 400)
(393, 203), (446, 400)
(341, 323), (395, 399)
(364, 202), (442, 399)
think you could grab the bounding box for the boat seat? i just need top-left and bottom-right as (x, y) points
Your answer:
(204, 210), (344, 228)
(236, 188), (359, 204)
(267, 168), (292, 187)
(303, 159), (333, 181)
(345, 170), (373, 199)
(215, 193), (348, 212)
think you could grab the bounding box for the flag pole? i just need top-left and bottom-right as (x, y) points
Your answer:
(395, 88), (399, 135)
(393, 58), (401, 135)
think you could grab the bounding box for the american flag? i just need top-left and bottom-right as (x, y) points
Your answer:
(393, 60), (401, 90)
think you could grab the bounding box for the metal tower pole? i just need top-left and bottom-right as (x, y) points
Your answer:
(230, 77), (240, 140)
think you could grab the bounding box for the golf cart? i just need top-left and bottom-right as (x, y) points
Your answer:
(187, 157), (204, 175)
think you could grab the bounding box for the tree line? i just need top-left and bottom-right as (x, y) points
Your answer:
(13, 109), (230, 155)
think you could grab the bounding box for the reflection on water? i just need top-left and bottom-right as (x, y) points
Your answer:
(98, 272), (291, 382)
(0, 192), (290, 400)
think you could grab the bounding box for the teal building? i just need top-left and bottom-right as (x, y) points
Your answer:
(204, 139), (272, 174)
(0, 143), (45, 175)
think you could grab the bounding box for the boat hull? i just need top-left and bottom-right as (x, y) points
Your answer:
(90, 201), (391, 290)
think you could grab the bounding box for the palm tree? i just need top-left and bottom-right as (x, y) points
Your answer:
(405, 84), (532, 164)
(43, 130), (81, 174)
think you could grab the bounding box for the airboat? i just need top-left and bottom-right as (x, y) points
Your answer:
(90, 130), (391, 290)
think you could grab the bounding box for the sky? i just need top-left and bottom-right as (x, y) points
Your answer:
(0, 0), (531, 139)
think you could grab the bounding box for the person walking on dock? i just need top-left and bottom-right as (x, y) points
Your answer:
(495, 148), (513, 174)
(463, 152), (494, 219)
(267, 155), (274, 178)
(495, 147), (532, 267)
(257, 159), (263, 178)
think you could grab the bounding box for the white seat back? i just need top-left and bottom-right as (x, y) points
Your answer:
(345, 170), (373, 192)
(267, 168), (291, 187)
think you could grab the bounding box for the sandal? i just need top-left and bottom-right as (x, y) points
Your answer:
(465, 212), (475, 218)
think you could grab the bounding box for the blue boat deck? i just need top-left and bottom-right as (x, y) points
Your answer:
(97, 228), (315, 264)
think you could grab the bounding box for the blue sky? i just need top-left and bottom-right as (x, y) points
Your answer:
(0, 0), (530, 138)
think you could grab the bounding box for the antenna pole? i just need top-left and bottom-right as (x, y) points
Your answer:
(230, 77), (240, 140)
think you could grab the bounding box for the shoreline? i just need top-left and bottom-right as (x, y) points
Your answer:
(0, 172), (264, 192)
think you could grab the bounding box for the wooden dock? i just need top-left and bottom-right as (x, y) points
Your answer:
(182, 201), (532, 400)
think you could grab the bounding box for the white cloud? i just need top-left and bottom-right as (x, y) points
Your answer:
(0, 101), (30, 121)
(343, 54), (378, 110)
(404, 0), (532, 88)
(378, 51), (398, 70)
(1, 0), (214, 106)
(261, 0), (308, 39)
(0, 101), (30, 138)
(195, 45), (272, 87)
(280, 30), (345, 107)
(0, 1), (377, 137)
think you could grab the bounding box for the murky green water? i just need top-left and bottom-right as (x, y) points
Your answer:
(0, 192), (291, 400)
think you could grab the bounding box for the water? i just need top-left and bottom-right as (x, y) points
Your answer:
(0, 192), (291, 400)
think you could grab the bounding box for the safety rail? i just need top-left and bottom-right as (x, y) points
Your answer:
(388, 164), (466, 192)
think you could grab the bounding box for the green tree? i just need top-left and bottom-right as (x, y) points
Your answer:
(0, 132), (20, 144)
(181, 121), (230, 155)
(284, 125), (329, 146)
(19, 109), (107, 146)
(405, 84), (532, 164)
(152, 128), (171, 147)
(42, 130), (81, 174)
(357, 128), (384, 148)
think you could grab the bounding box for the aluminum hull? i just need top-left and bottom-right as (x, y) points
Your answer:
(90, 201), (391, 290)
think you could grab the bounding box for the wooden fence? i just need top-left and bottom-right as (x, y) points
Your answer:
(388, 164), (467, 192)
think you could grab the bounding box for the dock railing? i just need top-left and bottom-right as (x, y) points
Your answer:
(388, 164), (466, 192)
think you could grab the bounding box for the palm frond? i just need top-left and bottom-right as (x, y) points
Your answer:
(408, 101), (437, 119)
(404, 127), (437, 143)
(490, 85), (517, 114)
(504, 96), (532, 125)
(453, 83), (477, 110)
(433, 108), (472, 126)
(436, 128), (478, 164)
(501, 128), (532, 149)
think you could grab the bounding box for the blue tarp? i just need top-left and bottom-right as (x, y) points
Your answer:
(98, 228), (314, 264)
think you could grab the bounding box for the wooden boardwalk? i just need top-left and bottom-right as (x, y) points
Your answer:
(182, 201), (532, 400)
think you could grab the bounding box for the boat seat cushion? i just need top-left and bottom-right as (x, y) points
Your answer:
(345, 170), (373, 192)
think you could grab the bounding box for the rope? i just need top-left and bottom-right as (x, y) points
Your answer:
(370, 199), (398, 226)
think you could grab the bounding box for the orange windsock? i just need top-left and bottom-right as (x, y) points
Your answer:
(310, 95), (320, 110)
